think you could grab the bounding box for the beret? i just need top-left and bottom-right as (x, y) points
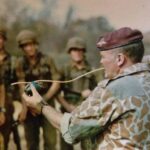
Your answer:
(97, 27), (143, 51)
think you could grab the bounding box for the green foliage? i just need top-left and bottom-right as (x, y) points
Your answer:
(0, 0), (114, 68)
(4, 16), (113, 68)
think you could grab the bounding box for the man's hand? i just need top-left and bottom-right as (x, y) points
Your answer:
(23, 83), (63, 130)
(22, 84), (43, 114)
(81, 89), (92, 98)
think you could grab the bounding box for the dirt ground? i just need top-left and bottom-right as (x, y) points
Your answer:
(8, 126), (80, 150)
(8, 101), (81, 150)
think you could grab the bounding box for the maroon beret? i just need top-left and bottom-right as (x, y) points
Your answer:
(97, 27), (143, 51)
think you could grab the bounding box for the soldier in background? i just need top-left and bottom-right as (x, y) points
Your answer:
(0, 26), (20, 150)
(58, 37), (97, 150)
(16, 29), (60, 150)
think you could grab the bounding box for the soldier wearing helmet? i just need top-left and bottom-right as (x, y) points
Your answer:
(16, 30), (38, 47)
(16, 29), (61, 150)
(0, 25), (19, 150)
(58, 36), (97, 150)
(66, 36), (86, 53)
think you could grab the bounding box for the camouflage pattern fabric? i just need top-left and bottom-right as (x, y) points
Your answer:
(61, 61), (97, 150)
(62, 61), (97, 106)
(61, 63), (150, 150)
(16, 51), (60, 150)
(0, 52), (16, 150)
(16, 52), (60, 85)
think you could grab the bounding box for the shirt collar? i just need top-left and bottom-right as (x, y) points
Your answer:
(71, 60), (88, 70)
(99, 63), (150, 88)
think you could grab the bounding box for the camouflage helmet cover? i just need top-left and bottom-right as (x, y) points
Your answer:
(66, 36), (86, 53)
(16, 30), (38, 47)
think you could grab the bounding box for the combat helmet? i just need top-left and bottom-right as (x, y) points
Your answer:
(66, 37), (86, 53)
(16, 30), (38, 47)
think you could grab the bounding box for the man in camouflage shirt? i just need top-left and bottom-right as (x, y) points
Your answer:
(59, 37), (97, 150)
(0, 26), (18, 150)
(23, 27), (150, 150)
(16, 30), (60, 150)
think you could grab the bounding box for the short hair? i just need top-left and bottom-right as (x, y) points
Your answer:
(120, 41), (145, 63)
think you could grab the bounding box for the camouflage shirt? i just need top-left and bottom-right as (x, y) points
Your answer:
(0, 51), (17, 117)
(0, 52), (16, 88)
(16, 52), (60, 96)
(0, 51), (17, 106)
(61, 60), (97, 106)
(61, 63), (150, 150)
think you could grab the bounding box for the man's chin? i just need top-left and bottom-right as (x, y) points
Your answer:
(104, 73), (109, 79)
(105, 73), (115, 79)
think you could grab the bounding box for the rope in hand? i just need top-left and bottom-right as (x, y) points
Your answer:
(11, 67), (104, 86)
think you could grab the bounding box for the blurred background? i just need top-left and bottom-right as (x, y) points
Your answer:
(1, 0), (150, 149)
(1, 0), (150, 69)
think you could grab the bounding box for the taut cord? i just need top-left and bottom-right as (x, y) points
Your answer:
(11, 67), (104, 86)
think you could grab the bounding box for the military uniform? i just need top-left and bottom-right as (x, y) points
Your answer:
(60, 37), (97, 150)
(0, 52), (17, 150)
(62, 61), (97, 107)
(61, 63), (150, 150)
(16, 52), (60, 150)
(61, 61), (97, 150)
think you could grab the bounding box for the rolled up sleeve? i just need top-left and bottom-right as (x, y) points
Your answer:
(60, 112), (101, 144)
(60, 113), (73, 144)
(60, 86), (104, 144)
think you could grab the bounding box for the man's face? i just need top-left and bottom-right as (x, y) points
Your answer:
(70, 48), (84, 63)
(0, 35), (5, 50)
(100, 50), (120, 79)
(22, 42), (37, 57)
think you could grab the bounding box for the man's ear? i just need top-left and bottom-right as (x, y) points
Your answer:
(116, 53), (126, 67)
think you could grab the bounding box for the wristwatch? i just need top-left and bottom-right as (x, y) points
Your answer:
(0, 107), (6, 113)
(38, 100), (49, 114)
